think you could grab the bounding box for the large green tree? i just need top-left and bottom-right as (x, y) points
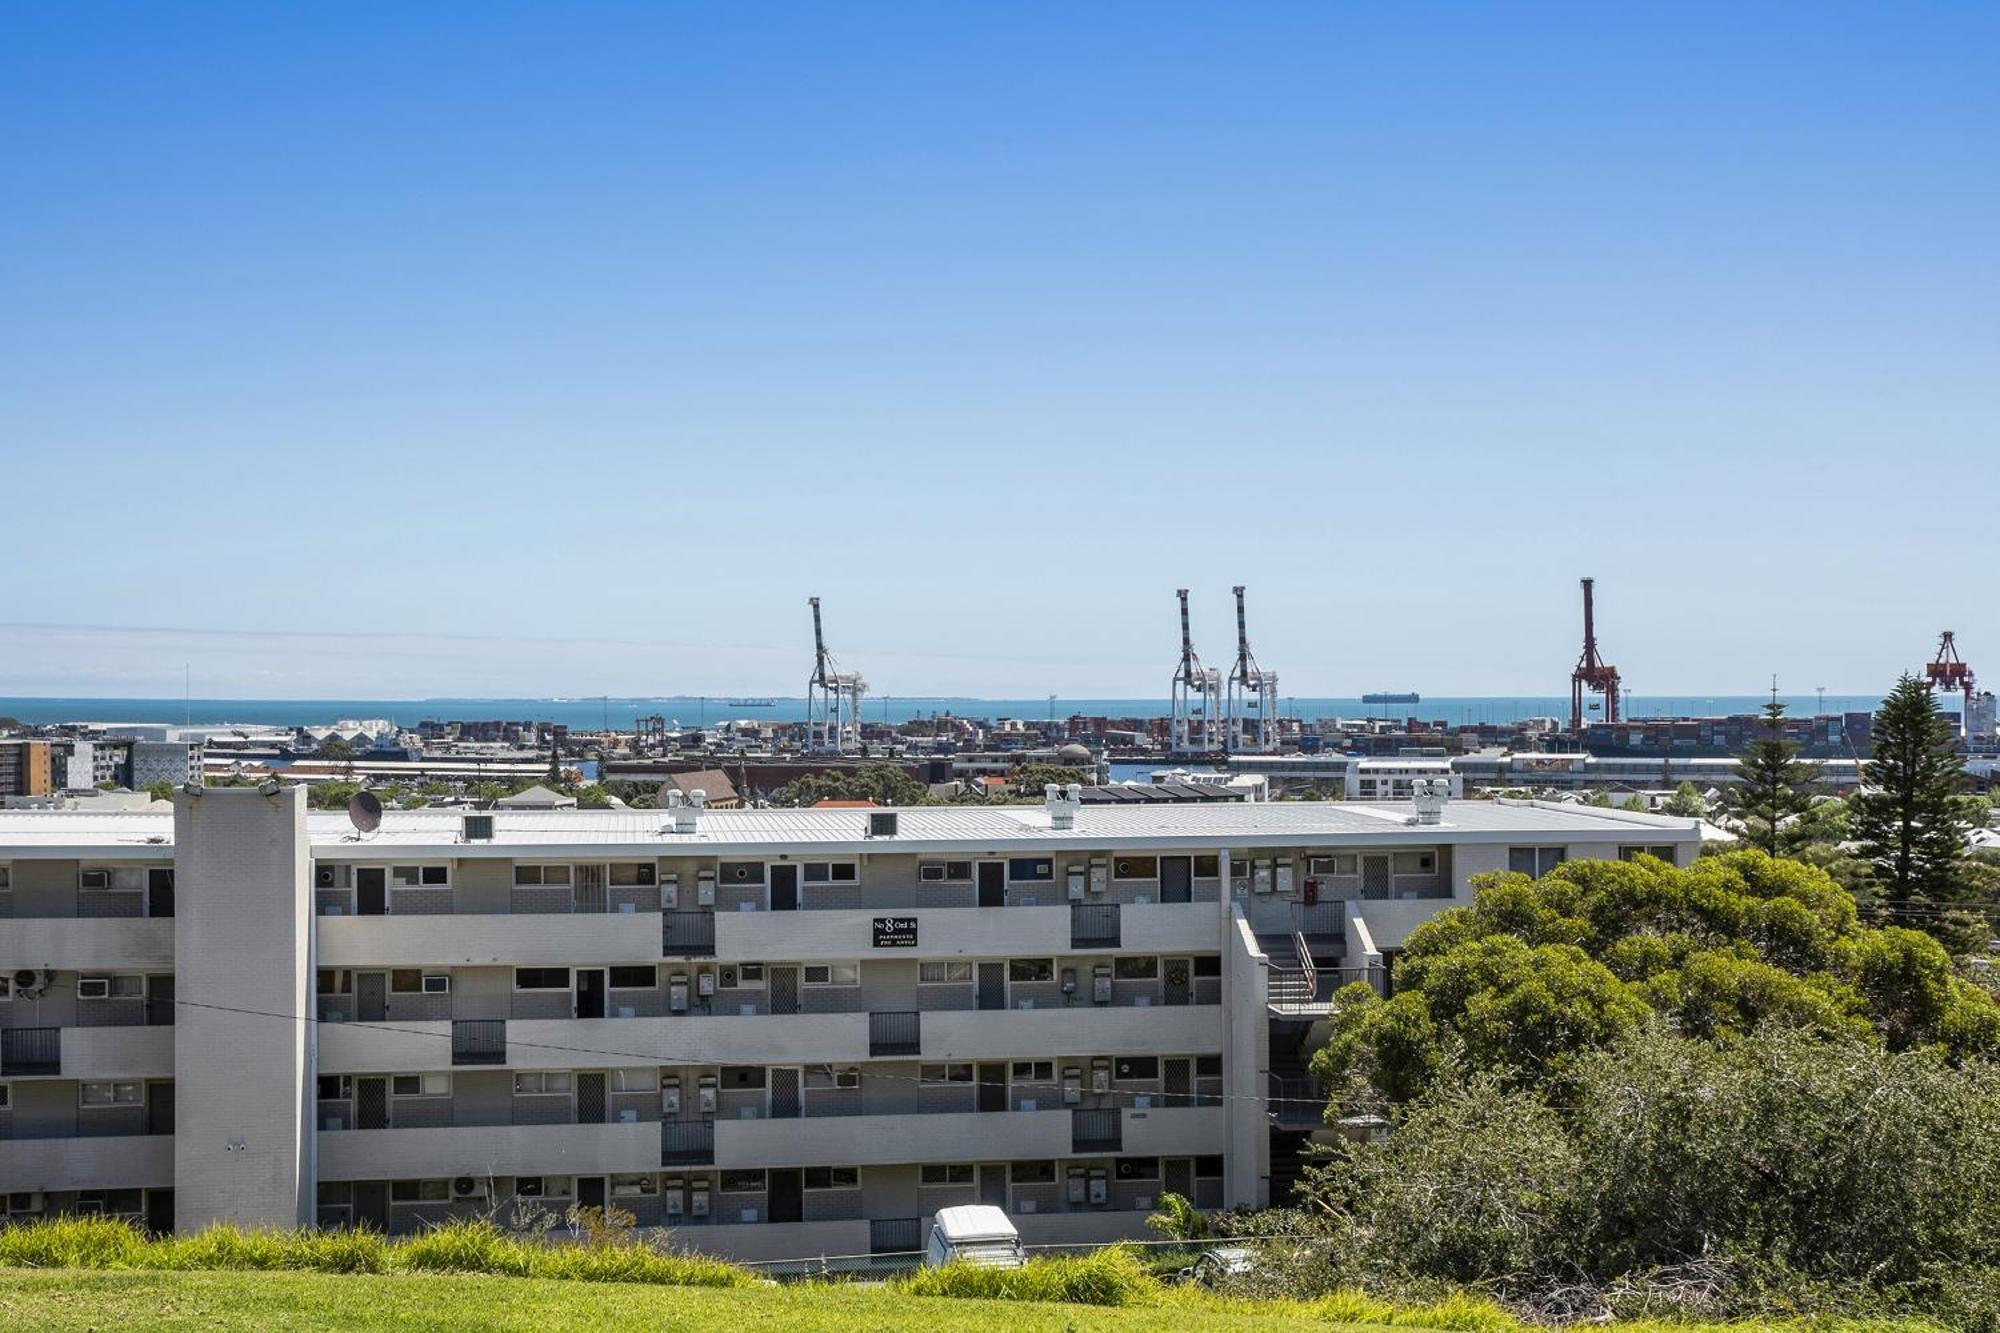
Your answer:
(1849, 675), (1969, 928)
(1726, 700), (1818, 855)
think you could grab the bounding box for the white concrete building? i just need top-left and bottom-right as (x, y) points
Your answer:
(0, 788), (1699, 1258)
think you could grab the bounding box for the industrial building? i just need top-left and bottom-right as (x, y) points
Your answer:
(0, 787), (1700, 1255)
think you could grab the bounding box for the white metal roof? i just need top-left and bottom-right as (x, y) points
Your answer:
(0, 799), (1700, 859)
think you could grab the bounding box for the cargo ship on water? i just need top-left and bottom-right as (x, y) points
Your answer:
(1361, 691), (1420, 705)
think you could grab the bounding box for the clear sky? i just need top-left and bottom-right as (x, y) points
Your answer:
(2, 4), (1995, 700)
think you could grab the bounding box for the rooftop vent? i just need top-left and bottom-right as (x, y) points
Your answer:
(663, 788), (704, 835)
(461, 813), (494, 842)
(1046, 783), (1082, 830)
(867, 811), (899, 839)
(1409, 777), (1450, 826)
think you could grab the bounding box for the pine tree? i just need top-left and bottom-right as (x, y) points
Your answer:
(1727, 700), (1819, 855)
(1850, 675), (1969, 926)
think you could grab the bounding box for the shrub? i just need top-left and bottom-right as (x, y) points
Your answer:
(896, 1246), (1158, 1306)
(0, 1215), (149, 1269)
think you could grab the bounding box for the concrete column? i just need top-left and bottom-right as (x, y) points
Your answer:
(1221, 901), (1268, 1209)
(172, 785), (312, 1230)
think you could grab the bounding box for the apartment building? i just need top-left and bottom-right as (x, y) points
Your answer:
(0, 787), (1700, 1260)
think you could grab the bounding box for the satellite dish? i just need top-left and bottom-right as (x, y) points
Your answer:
(347, 790), (383, 835)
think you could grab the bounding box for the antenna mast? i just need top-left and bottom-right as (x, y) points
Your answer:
(1225, 585), (1280, 754)
(1569, 577), (1622, 733)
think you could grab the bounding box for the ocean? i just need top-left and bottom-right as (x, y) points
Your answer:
(0, 694), (1903, 730)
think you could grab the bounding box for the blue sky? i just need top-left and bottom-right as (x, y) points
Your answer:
(2, 4), (1995, 699)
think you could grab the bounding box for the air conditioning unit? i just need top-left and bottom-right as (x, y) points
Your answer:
(867, 811), (899, 838)
(462, 814), (494, 842)
(919, 862), (946, 882)
(6, 1192), (45, 1215)
(78, 977), (111, 1000)
(11, 968), (51, 1000)
(79, 869), (110, 890)
(451, 1177), (486, 1200)
(315, 866), (338, 889)
(421, 975), (451, 994)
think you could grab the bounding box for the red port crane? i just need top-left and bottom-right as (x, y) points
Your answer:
(1571, 577), (1622, 733)
(1925, 631), (1976, 732)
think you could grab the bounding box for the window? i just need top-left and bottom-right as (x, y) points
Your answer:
(610, 1068), (657, 1093)
(78, 975), (142, 1000)
(1192, 956), (1221, 978)
(803, 1166), (860, 1190)
(1011, 1060), (1054, 1082)
(391, 865), (449, 887)
(1007, 858), (1054, 882)
(802, 862), (857, 883)
(0, 866), (8, 889)
(920, 1063), (973, 1085)
(1508, 847), (1567, 878)
(0, 976), (9, 1001)
(1114, 1056), (1159, 1081)
(919, 961), (973, 985)
(514, 967), (571, 990)
(1115, 1157), (1160, 1180)
(513, 864), (573, 886)
(1010, 1161), (1055, 1185)
(391, 1180), (449, 1203)
(80, 1082), (141, 1107)
(1113, 856), (1158, 880)
(0, 1086), (9, 1110)
(391, 969), (425, 993)
(317, 1182), (351, 1205)
(81, 867), (139, 891)
(1620, 845), (1677, 864)
(803, 963), (859, 986)
(1392, 852), (1436, 876)
(1193, 855), (1220, 878)
(1308, 855), (1358, 876)
(392, 1074), (448, 1097)
(1195, 1155), (1224, 1178)
(317, 1075), (351, 1100)
(515, 1176), (571, 1198)
(608, 863), (657, 886)
(513, 1072), (572, 1095)
(1113, 956), (1158, 980)
(721, 1066), (766, 1090)
(608, 966), (657, 989)
(1195, 1055), (1222, 1078)
(318, 969), (353, 994)
(1008, 958), (1054, 983)
(921, 1164), (975, 1186)
(920, 861), (973, 883)
(719, 861), (764, 885)
(611, 1174), (657, 1196)
(804, 1066), (860, 1090)
(719, 1170), (767, 1193)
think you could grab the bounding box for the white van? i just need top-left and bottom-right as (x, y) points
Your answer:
(924, 1204), (1026, 1269)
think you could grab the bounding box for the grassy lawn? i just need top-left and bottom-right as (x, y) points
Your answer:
(0, 1268), (1418, 1332)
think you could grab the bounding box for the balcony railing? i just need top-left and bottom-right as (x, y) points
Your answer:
(661, 1119), (715, 1166)
(870, 1217), (922, 1255)
(1071, 1107), (1122, 1153)
(1267, 1075), (1327, 1128)
(868, 1011), (921, 1057)
(451, 1019), (507, 1066)
(1, 1026), (61, 1076)
(1070, 903), (1121, 949)
(662, 911), (716, 957)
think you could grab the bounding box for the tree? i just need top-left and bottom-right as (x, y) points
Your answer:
(1662, 781), (1708, 818)
(144, 780), (176, 802)
(1850, 675), (1969, 929)
(576, 785), (612, 809)
(318, 735), (354, 760)
(769, 765), (936, 809)
(1726, 700), (1818, 855)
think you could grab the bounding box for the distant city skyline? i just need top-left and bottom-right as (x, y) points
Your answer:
(3, 6), (1996, 697)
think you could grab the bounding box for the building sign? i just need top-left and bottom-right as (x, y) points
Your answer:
(872, 916), (918, 948)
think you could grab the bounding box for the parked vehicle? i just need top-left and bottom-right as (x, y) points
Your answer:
(1178, 1245), (1258, 1287)
(924, 1205), (1026, 1269)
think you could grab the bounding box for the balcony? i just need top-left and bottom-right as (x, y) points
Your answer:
(0, 1134), (174, 1193)
(1267, 1075), (1327, 1128)
(662, 911), (716, 957)
(0, 917), (173, 971)
(1071, 1107), (1122, 1153)
(661, 1119), (715, 1166)
(317, 913), (665, 968)
(1070, 903), (1121, 949)
(717, 1108), (1075, 1169)
(868, 1011), (920, 1057)
(63, 1025), (175, 1081)
(920, 1006), (1223, 1062)
(317, 1121), (660, 1181)
(2, 1027), (60, 1075)
(452, 1019), (507, 1066)
(712, 902), (1216, 962)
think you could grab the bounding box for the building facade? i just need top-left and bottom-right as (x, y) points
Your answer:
(0, 789), (1699, 1259)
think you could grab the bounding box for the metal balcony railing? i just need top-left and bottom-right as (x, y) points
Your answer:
(1071, 1107), (1123, 1153)
(870, 1217), (922, 1254)
(1070, 902), (1121, 948)
(1267, 1074), (1328, 1127)
(662, 911), (716, 957)
(1, 1026), (60, 1076)
(450, 1019), (507, 1066)
(868, 1011), (921, 1057)
(661, 1119), (715, 1166)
